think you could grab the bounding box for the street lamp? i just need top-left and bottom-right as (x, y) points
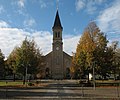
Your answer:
(87, 66), (90, 84)
(93, 61), (95, 90)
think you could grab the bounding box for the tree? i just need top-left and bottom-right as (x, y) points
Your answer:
(7, 38), (44, 84)
(72, 22), (98, 79)
(93, 32), (113, 79)
(111, 41), (120, 80)
(115, 48), (120, 79)
(16, 38), (44, 84)
(72, 21), (111, 80)
(0, 49), (5, 79)
(7, 47), (19, 81)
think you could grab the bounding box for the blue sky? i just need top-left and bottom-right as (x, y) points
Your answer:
(0, 0), (120, 57)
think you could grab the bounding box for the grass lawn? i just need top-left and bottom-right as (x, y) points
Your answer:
(95, 80), (120, 83)
(91, 80), (120, 87)
(0, 81), (24, 86)
(0, 80), (49, 87)
(78, 79), (120, 87)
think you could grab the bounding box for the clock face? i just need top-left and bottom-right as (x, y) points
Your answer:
(56, 47), (59, 50)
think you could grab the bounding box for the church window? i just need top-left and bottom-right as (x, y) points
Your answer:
(55, 32), (57, 38)
(58, 32), (60, 38)
(55, 32), (60, 38)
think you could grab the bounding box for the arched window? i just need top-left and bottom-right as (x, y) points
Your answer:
(58, 32), (60, 38)
(55, 32), (60, 38)
(55, 32), (57, 38)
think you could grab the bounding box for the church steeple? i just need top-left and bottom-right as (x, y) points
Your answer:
(52, 10), (63, 30)
(52, 10), (63, 41)
(52, 9), (64, 80)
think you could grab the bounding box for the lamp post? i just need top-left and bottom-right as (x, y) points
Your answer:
(87, 67), (90, 84)
(93, 61), (95, 90)
(21, 64), (26, 85)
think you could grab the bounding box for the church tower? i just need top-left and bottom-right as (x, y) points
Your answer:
(52, 10), (64, 79)
(44, 9), (72, 80)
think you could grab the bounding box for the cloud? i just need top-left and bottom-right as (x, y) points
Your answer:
(0, 28), (29, 58)
(32, 31), (52, 55)
(86, 1), (97, 14)
(63, 35), (81, 55)
(0, 27), (51, 58)
(91, 0), (106, 4)
(0, 20), (9, 28)
(38, 0), (54, 9)
(24, 18), (36, 27)
(18, 0), (25, 8)
(39, 0), (47, 8)
(0, 21), (80, 58)
(97, 0), (120, 42)
(75, 0), (85, 12)
(33, 32), (81, 56)
(11, 0), (27, 17)
(75, 0), (106, 14)
(0, 5), (4, 14)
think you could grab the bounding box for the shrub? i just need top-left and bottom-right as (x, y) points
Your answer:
(28, 82), (34, 86)
(36, 81), (39, 84)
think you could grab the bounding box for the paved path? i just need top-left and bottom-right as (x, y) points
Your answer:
(0, 80), (120, 99)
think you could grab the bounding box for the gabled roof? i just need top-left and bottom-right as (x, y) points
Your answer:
(63, 51), (72, 59)
(52, 10), (63, 30)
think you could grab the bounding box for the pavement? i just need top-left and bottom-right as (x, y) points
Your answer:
(0, 80), (120, 100)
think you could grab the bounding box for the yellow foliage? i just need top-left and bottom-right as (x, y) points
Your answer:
(73, 22), (100, 70)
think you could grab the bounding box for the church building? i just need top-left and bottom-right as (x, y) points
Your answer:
(44, 10), (72, 79)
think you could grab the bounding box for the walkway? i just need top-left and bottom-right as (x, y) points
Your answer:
(0, 80), (120, 100)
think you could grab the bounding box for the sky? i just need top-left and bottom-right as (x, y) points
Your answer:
(0, 0), (120, 58)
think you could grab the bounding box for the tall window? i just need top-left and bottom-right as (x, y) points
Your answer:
(55, 32), (57, 38)
(55, 32), (60, 38)
(58, 32), (60, 38)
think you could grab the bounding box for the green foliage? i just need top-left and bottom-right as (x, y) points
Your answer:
(7, 47), (19, 74)
(111, 42), (120, 79)
(28, 82), (34, 86)
(7, 37), (44, 80)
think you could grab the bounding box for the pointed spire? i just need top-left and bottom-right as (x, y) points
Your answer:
(52, 10), (63, 30)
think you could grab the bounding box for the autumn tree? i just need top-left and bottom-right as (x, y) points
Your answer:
(0, 49), (5, 79)
(72, 21), (111, 80)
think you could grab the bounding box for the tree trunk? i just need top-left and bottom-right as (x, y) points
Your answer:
(23, 74), (26, 85)
(88, 73), (89, 83)
(13, 73), (15, 82)
(114, 69), (116, 80)
(119, 72), (120, 80)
